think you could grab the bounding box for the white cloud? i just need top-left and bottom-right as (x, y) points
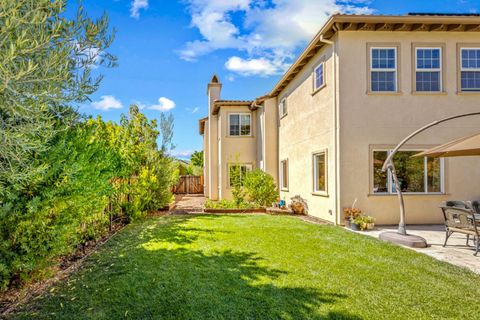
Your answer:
(139, 97), (176, 112)
(130, 0), (148, 19)
(186, 107), (200, 114)
(91, 95), (123, 111)
(169, 149), (194, 159)
(179, 0), (373, 75)
(225, 56), (285, 76)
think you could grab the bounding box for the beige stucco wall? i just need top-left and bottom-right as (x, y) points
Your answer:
(338, 31), (480, 225)
(278, 42), (338, 223)
(218, 106), (258, 200)
(202, 120), (210, 196)
(263, 98), (279, 186)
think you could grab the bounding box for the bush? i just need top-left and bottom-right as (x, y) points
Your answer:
(243, 169), (278, 208)
(0, 107), (177, 291)
(204, 199), (256, 210)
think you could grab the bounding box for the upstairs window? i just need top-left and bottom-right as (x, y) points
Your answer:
(460, 48), (480, 91)
(314, 62), (325, 91)
(229, 164), (252, 187)
(229, 113), (251, 136)
(279, 98), (287, 118)
(370, 48), (397, 92)
(415, 48), (441, 92)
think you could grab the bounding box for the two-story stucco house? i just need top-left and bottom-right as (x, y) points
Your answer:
(200, 13), (480, 225)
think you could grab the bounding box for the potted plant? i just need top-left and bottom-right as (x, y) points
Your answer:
(350, 216), (363, 231)
(344, 207), (361, 228)
(362, 216), (375, 230)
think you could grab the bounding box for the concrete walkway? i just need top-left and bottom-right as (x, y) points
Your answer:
(353, 225), (480, 274)
(172, 194), (205, 214)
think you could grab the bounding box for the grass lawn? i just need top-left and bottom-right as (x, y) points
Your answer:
(9, 214), (480, 319)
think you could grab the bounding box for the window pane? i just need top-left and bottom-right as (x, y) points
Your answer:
(461, 71), (480, 91)
(392, 151), (425, 193)
(416, 71), (440, 92)
(314, 153), (326, 192)
(427, 157), (441, 192)
(229, 115), (240, 136)
(373, 151), (388, 193)
(417, 48), (440, 69)
(372, 48), (396, 70)
(240, 114), (251, 135)
(371, 71), (395, 91)
(462, 49), (480, 69)
(230, 164), (250, 186)
(315, 64), (324, 89)
(281, 161), (288, 189)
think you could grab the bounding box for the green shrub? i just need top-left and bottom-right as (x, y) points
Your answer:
(204, 199), (256, 210)
(243, 169), (278, 208)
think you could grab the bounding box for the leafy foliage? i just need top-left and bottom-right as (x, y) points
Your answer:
(243, 169), (278, 207)
(0, 0), (116, 194)
(190, 151), (203, 167)
(204, 199), (256, 210)
(0, 1), (177, 291)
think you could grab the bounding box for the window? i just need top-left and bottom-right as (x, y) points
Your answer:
(228, 164), (252, 187)
(280, 159), (288, 190)
(370, 48), (397, 92)
(416, 48), (441, 92)
(313, 151), (327, 193)
(279, 98), (287, 117)
(372, 150), (443, 194)
(460, 48), (480, 91)
(229, 113), (251, 136)
(314, 62), (324, 91)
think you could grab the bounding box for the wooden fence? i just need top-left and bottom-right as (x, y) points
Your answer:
(173, 175), (204, 194)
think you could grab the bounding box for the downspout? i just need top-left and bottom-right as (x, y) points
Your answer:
(319, 34), (340, 225)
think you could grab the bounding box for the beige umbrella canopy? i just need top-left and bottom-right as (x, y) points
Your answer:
(414, 132), (480, 158)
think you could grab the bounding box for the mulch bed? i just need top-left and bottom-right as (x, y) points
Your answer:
(0, 223), (126, 316)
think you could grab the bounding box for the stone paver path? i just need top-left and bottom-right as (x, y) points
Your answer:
(173, 194), (205, 214)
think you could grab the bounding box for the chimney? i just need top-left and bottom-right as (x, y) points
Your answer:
(207, 74), (222, 115)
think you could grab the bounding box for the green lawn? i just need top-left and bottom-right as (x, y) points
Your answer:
(9, 215), (480, 319)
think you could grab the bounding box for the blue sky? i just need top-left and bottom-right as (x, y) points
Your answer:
(72, 0), (480, 159)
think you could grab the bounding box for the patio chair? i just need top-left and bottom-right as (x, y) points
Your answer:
(440, 206), (479, 256)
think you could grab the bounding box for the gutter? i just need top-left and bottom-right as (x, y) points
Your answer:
(319, 35), (340, 226)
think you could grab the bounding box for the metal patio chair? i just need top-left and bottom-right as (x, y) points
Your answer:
(440, 205), (479, 256)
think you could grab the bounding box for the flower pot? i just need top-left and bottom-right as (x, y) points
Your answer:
(350, 222), (360, 231)
(344, 219), (351, 228)
(366, 223), (375, 230)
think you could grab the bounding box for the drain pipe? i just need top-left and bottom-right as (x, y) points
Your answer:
(319, 35), (340, 225)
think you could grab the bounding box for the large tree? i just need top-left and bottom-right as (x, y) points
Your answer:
(0, 0), (116, 196)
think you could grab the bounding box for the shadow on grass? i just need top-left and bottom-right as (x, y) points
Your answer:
(11, 216), (361, 320)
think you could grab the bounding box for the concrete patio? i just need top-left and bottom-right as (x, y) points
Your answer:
(353, 225), (480, 274)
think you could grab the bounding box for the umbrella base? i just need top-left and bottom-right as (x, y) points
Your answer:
(379, 231), (428, 248)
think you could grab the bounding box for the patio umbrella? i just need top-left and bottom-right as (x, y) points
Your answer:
(414, 132), (480, 158)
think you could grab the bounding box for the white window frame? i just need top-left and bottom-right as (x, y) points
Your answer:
(313, 150), (328, 195)
(370, 47), (397, 92)
(280, 159), (288, 190)
(279, 98), (287, 118)
(313, 62), (325, 91)
(228, 163), (252, 187)
(460, 47), (480, 91)
(228, 113), (252, 137)
(415, 47), (442, 92)
(372, 149), (445, 195)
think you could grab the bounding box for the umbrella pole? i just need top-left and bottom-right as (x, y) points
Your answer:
(387, 162), (406, 235)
